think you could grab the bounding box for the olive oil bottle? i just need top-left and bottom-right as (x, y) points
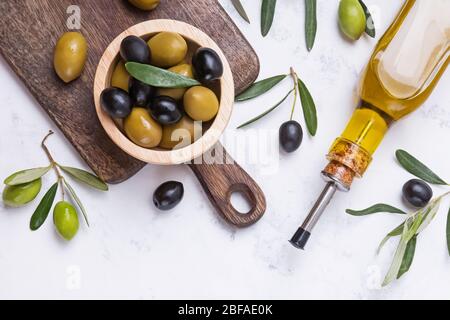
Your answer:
(291, 0), (450, 249)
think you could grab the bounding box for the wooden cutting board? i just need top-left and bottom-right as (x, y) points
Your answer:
(0, 0), (259, 184)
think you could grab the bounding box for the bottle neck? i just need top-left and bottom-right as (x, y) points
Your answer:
(322, 106), (389, 190)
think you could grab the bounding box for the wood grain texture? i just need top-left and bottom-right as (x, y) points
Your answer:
(188, 146), (266, 227)
(0, 0), (260, 183)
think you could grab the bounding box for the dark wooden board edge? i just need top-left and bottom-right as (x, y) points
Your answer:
(0, 0), (260, 184)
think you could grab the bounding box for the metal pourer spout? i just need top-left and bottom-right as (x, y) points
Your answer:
(290, 181), (338, 250)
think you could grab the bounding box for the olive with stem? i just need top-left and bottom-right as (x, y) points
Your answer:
(279, 68), (303, 153)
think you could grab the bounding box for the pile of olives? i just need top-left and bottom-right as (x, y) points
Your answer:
(101, 32), (223, 150)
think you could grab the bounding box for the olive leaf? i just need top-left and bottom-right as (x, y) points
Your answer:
(377, 222), (404, 254)
(359, 0), (376, 38)
(446, 206), (450, 256)
(305, 0), (317, 51)
(236, 75), (287, 102)
(346, 203), (406, 216)
(397, 235), (417, 279)
(126, 62), (200, 88)
(377, 197), (443, 256)
(63, 179), (89, 227)
(382, 219), (416, 286)
(59, 166), (108, 191)
(382, 197), (443, 286)
(30, 182), (58, 231)
(396, 150), (448, 185)
(298, 78), (318, 136)
(404, 213), (424, 242)
(231, 0), (250, 23)
(4, 165), (52, 186)
(261, 0), (277, 37)
(237, 89), (294, 129)
(382, 231), (409, 286)
(416, 197), (442, 234)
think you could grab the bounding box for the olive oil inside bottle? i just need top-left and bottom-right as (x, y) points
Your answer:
(292, 0), (450, 250)
(334, 0), (450, 168)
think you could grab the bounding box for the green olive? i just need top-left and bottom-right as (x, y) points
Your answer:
(338, 0), (367, 41)
(2, 179), (42, 208)
(54, 32), (87, 83)
(158, 64), (194, 100)
(53, 201), (79, 241)
(128, 0), (160, 11)
(159, 116), (202, 149)
(183, 86), (219, 122)
(147, 32), (188, 68)
(124, 107), (162, 148)
(111, 60), (130, 92)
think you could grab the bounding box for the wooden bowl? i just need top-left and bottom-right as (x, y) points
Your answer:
(94, 19), (234, 165)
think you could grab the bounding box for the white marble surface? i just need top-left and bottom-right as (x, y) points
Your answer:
(1, 0), (449, 300)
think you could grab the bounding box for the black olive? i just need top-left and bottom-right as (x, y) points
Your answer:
(149, 96), (182, 125)
(402, 179), (433, 208)
(120, 35), (151, 64)
(129, 77), (155, 107)
(153, 181), (184, 211)
(100, 87), (132, 118)
(192, 47), (224, 83)
(279, 120), (303, 153)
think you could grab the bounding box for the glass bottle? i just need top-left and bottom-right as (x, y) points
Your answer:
(291, 0), (450, 249)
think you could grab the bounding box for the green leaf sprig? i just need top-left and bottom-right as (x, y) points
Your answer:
(396, 150), (448, 185)
(261, 0), (277, 37)
(236, 68), (318, 136)
(346, 149), (450, 286)
(2, 131), (108, 233)
(346, 204), (406, 216)
(305, 0), (317, 51)
(231, 0), (251, 24)
(125, 62), (200, 88)
(237, 89), (294, 129)
(250, 0), (375, 49)
(236, 75), (288, 102)
(30, 182), (58, 231)
(259, 0), (319, 51)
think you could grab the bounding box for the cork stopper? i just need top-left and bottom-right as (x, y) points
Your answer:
(322, 138), (372, 190)
(323, 161), (355, 190)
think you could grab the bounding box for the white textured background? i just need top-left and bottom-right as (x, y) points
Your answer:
(0, 1), (449, 299)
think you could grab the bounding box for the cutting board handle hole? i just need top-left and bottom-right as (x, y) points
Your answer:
(229, 189), (254, 215)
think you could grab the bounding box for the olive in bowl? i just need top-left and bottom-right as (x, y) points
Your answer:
(124, 108), (162, 148)
(192, 47), (224, 83)
(158, 64), (194, 100)
(129, 77), (156, 107)
(101, 87), (132, 118)
(111, 61), (131, 92)
(120, 35), (152, 64)
(183, 86), (219, 122)
(159, 116), (200, 150)
(149, 96), (183, 125)
(147, 32), (188, 68)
